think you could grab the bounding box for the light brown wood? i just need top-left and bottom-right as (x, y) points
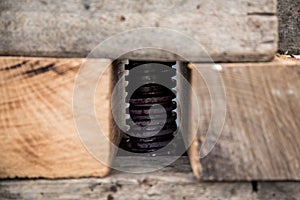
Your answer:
(0, 0), (277, 62)
(189, 56), (300, 180)
(0, 57), (115, 178)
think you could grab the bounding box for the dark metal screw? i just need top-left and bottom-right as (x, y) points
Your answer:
(119, 61), (178, 154)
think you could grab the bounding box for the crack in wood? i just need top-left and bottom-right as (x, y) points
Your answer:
(22, 63), (55, 77)
(247, 12), (276, 16)
(0, 60), (28, 71)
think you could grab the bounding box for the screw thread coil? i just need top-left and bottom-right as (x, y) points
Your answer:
(120, 61), (177, 154)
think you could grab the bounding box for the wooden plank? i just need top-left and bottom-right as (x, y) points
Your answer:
(189, 56), (300, 180)
(0, 57), (116, 178)
(0, 0), (277, 62)
(278, 0), (300, 54)
(0, 158), (299, 200)
(258, 182), (300, 199)
(2, 56), (300, 181)
(0, 157), (258, 200)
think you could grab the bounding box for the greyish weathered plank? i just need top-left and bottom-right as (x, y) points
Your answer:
(0, 158), (255, 200)
(0, 0), (277, 62)
(1, 179), (300, 200)
(1, 156), (300, 200)
(258, 182), (300, 200)
(278, 0), (300, 55)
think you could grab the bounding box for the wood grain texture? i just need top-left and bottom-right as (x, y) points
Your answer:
(189, 56), (300, 180)
(0, 158), (255, 200)
(258, 182), (300, 200)
(0, 158), (299, 200)
(0, 57), (115, 178)
(278, 0), (300, 54)
(0, 0), (277, 62)
(2, 56), (300, 181)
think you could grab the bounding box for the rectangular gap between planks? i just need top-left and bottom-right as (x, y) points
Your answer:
(0, 56), (300, 181)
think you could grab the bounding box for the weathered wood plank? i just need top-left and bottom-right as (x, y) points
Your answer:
(0, 57), (115, 178)
(0, 158), (299, 200)
(278, 0), (300, 54)
(1, 178), (299, 200)
(0, 0), (277, 62)
(258, 182), (300, 199)
(0, 158), (257, 200)
(189, 56), (300, 180)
